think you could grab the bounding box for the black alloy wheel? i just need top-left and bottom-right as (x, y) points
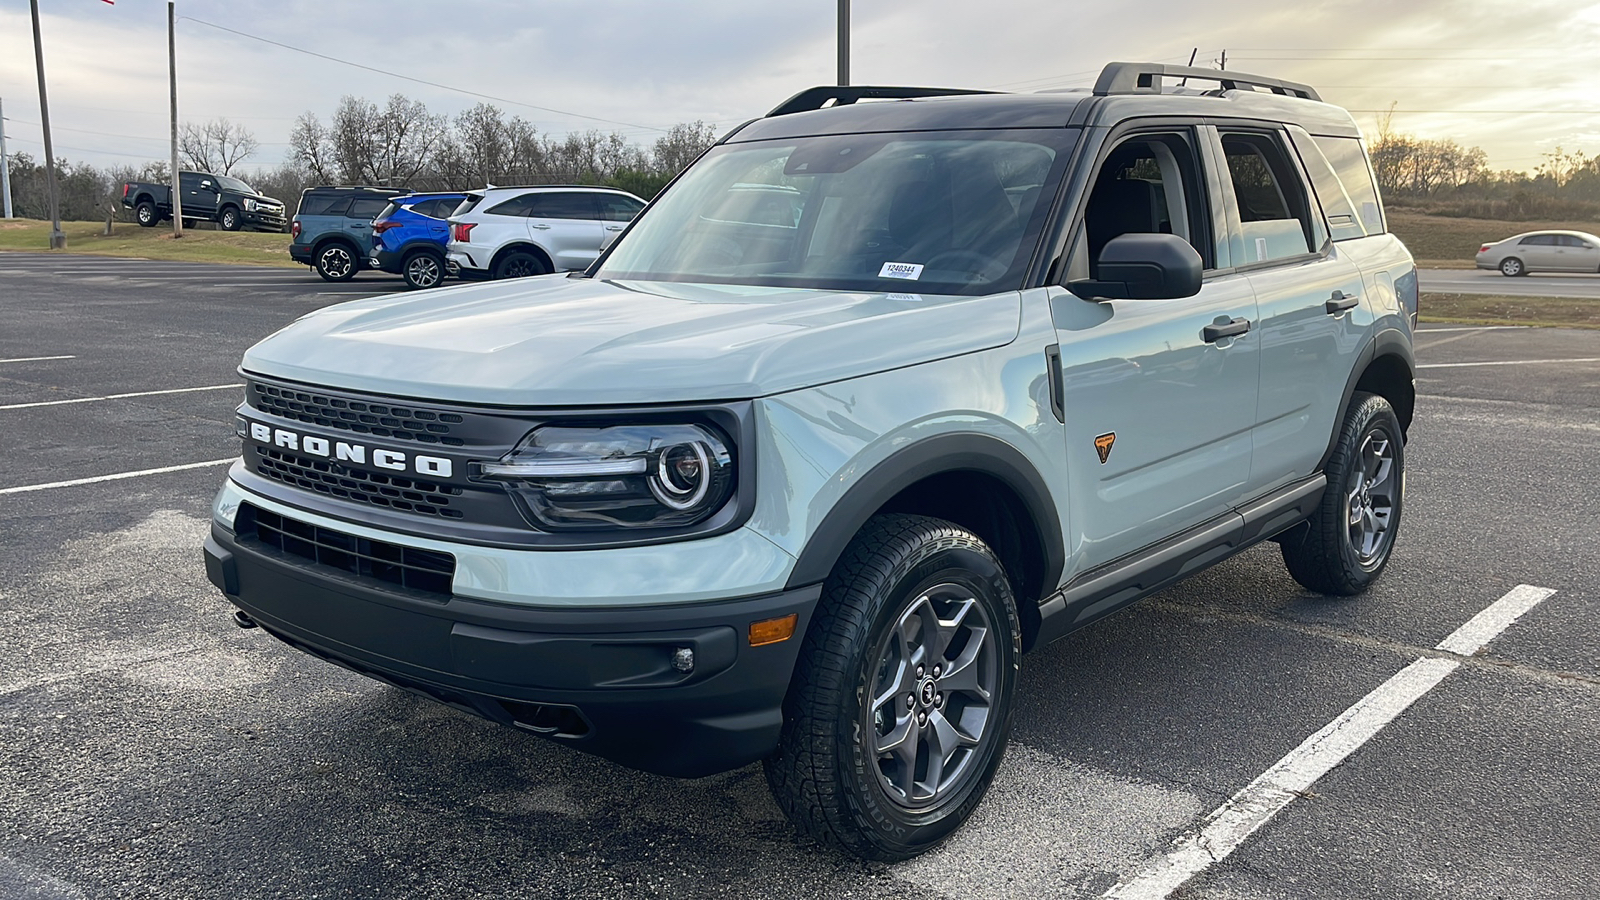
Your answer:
(765, 514), (1020, 860)
(493, 250), (549, 279)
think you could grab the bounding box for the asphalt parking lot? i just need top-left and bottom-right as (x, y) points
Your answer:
(2, 252), (1597, 900)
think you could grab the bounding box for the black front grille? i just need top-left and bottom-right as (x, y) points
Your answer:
(237, 503), (455, 597)
(250, 381), (466, 446)
(254, 447), (466, 519)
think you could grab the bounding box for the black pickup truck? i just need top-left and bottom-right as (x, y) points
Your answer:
(120, 171), (287, 232)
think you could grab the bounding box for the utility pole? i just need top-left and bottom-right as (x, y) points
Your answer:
(0, 97), (14, 219)
(29, 0), (65, 248)
(837, 0), (849, 86)
(169, 0), (183, 237)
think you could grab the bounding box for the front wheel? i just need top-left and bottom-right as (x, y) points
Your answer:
(314, 244), (357, 282)
(219, 206), (242, 231)
(401, 250), (445, 289)
(1281, 392), (1404, 595)
(765, 514), (1020, 860)
(1499, 256), (1525, 277)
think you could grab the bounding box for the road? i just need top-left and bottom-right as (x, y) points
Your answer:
(1420, 266), (1600, 298)
(2, 253), (1598, 900)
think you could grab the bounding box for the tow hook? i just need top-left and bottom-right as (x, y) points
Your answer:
(231, 610), (259, 629)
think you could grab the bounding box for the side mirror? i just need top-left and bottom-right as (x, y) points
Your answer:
(1068, 233), (1203, 302)
(200, 180), (213, 190)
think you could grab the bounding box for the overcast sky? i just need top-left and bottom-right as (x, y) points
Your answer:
(3, 0), (1599, 175)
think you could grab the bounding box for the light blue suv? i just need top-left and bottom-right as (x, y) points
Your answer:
(205, 63), (1417, 860)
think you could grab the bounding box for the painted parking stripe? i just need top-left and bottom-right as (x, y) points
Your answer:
(0, 355), (75, 364)
(1103, 584), (1557, 900)
(1418, 357), (1600, 369)
(0, 457), (236, 495)
(1415, 325), (1526, 333)
(0, 384), (239, 410)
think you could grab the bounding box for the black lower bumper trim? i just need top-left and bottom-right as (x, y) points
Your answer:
(205, 522), (819, 777)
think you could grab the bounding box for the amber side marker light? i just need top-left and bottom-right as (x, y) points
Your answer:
(749, 613), (798, 647)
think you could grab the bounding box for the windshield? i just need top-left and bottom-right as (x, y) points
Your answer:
(216, 175), (257, 195)
(595, 129), (1075, 294)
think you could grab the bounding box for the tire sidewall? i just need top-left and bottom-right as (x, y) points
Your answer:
(220, 207), (240, 231)
(315, 244), (356, 282)
(1331, 397), (1405, 578)
(403, 251), (444, 289)
(1500, 257), (1523, 276)
(495, 251), (546, 279)
(835, 542), (1020, 855)
(136, 202), (155, 226)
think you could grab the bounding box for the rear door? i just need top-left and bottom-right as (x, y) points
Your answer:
(345, 196), (391, 256)
(1517, 235), (1560, 271)
(1212, 125), (1366, 493)
(180, 172), (214, 217)
(526, 193), (604, 270)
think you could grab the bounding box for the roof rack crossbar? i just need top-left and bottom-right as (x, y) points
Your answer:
(1093, 62), (1321, 103)
(767, 85), (996, 117)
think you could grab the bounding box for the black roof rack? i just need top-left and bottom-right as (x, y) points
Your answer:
(1093, 62), (1321, 103)
(768, 85), (996, 117)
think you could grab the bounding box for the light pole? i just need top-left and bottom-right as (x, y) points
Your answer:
(0, 97), (14, 219)
(837, 0), (849, 86)
(28, 0), (65, 248)
(169, 0), (183, 237)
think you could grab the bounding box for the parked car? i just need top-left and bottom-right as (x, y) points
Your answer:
(368, 192), (468, 290)
(206, 63), (1417, 860)
(1476, 230), (1600, 276)
(120, 172), (286, 231)
(289, 187), (402, 282)
(445, 185), (644, 279)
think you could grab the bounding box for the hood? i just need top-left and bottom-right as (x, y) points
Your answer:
(242, 276), (1021, 406)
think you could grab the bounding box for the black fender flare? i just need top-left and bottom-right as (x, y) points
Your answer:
(1319, 326), (1415, 470)
(783, 432), (1065, 595)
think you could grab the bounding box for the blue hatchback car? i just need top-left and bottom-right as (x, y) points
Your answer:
(369, 192), (468, 289)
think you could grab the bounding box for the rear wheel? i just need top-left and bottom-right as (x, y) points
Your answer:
(1281, 392), (1404, 595)
(493, 250), (549, 279)
(314, 244), (357, 282)
(1499, 256), (1525, 276)
(135, 201), (157, 227)
(401, 250), (445, 290)
(764, 514), (1020, 860)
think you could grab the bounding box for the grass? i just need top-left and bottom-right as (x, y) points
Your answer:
(1388, 210), (1600, 264)
(1420, 292), (1600, 329)
(0, 218), (298, 267)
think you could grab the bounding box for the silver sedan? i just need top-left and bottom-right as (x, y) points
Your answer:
(1476, 230), (1600, 276)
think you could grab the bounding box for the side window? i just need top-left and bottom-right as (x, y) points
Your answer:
(1560, 235), (1590, 248)
(1073, 130), (1212, 281)
(409, 198), (446, 218)
(1519, 235), (1553, 246)
(347, 197), (390, 220)
(1289, 128), (1365, 242)
(595, 194), (645, 222)
(528, 193), (600, 220)
(1220, 132), (1316, 264)
(179, 172), (203, 192)
(1312, 136), (1386, 235)
(297, 194), (349, 217)
(486, 194), (537, 217)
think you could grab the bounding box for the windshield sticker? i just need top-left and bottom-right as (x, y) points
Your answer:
(878, 261), (924, 280)
(885, 292), (924, 302)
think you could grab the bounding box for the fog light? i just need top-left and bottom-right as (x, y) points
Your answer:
(749, 613), (798, 647)
(671, 647), (695, 673)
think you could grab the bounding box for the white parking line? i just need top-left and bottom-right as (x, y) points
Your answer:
(0, 457), (236, 495)
(0, 355), (75, 364)
(1103, 584), (1557, 900)
(0, 384), (239, 410)
(1415, 326), (1526, 333)
(1418, 357), (1600, 369)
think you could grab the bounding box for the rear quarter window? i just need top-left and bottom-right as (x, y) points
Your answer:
(297, 194), (350, 217)
(1309, 134), (1385, 237)
(347, 197), (391, 220)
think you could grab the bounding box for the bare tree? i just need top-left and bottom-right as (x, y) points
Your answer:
(178, 118), (258, 175)
(289, 95), (449, 187)
(652, 121), (717, 175)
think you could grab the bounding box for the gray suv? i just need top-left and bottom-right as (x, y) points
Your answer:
(204, 62), (1417, 860)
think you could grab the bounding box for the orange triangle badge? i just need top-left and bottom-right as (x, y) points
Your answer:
(1094, 432), (1116, 464)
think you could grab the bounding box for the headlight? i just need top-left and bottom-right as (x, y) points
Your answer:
(243, 198), (258, 211)
(477, 424), (735, 530)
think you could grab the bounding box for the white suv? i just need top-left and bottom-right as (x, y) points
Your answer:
(446, 186), (645, 279)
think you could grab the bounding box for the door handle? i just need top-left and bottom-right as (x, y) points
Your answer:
(531, 223), (551, 230)
(1326, 290), (1359, 314)
(1203, 317), (1252, 343)
(605, 225), (624, 231)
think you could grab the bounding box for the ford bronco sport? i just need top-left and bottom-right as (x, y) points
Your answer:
(204, 62), (1417, 860)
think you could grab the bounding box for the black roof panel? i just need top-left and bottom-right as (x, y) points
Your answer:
(729, 93), (1088, 142)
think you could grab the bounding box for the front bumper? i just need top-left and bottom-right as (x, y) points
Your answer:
(204, 520), (819, 778)
(244, 209), (287, 230)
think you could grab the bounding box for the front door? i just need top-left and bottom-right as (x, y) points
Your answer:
(525, 193), (605, 271)
(180, 173), (215, 217)
(1051, 127), (1260, 574)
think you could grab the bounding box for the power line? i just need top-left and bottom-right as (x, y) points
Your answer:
(178, 16), (670, 134)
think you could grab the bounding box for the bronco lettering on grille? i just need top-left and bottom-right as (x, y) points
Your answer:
(247, 422), (453, 478)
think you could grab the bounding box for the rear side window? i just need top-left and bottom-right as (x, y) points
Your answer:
(298, 194), (350, 217)
(1312, 136), (1385, 236)
(486, 194), (538, 217)
(347, 197), (390, 220)
(1289, 129), (1365, 242)
(594, 194), (645, 222)
(527, 193), (600, 220)
(1220, 132), (1317, 264)
(1520, 235), (1556, 246)
(416, 198), (459, 218)
(376, 202), (400, 221)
